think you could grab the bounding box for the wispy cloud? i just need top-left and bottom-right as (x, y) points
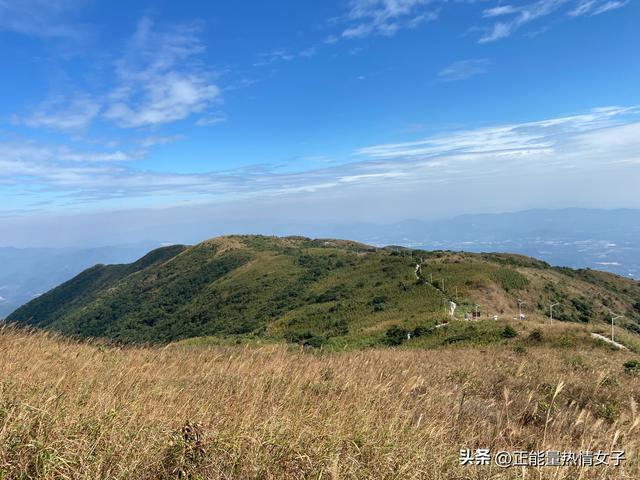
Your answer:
(138, 135), (185, 148)
(337, 0), (438, 40)
(357, 106), (638, 160)
(17, 95), (100, 132)
(2, 106), (638, 209)
(435, 59), (490, 83)
(325, 0), (630, 45)
(299, 47), (318, 58)
(195, 113), (228, 127)
(15, 16), (224, 132)
(254, 49), (295, 66)
(568, 0), (629, 16)
(104, 17), (221, 128)
(479, 0), (566, 43)
(0, 0), (83, 39)
(0, 141), (141, 169)
(482, 5), (520, 17)
(479, 0), (630, 42)
(254, 47), (318, 66)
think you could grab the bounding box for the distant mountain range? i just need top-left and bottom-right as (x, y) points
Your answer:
(323, 208), (640, 280)
(1, 208), (638, 319)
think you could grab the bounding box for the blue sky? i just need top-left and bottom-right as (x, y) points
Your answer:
(1, 0), (639, 246)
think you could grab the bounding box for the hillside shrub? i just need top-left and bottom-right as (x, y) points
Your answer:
(623, 359), (640, 375)
(571, 298), (593, 323)
(303, 335), (327, 348)
(492, 268), (529, 292)
(329, 319), (349, 336)
(529, 328), (544, 343)
(315, 285), (347, 303)
(385, 325), (408, 346)
(501, 325), (518, 339)
(598, 403), (621, 423)
(412, 325), (434, 337)
(443, 324), (480, 344)
(564, 353), (588, 370)
(297, 254), (343, 279)
(371, 296), (387, 312)
(444, 333), (470, 344)
(554, 335), (576, 348)
(285, 331), (326, 348)
(627, 323), (640, 335)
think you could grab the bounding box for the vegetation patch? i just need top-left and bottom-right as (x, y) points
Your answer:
(623, 359), (640, 375)
(7, 235), (640, 347)
(501, 325), (518, 339)
(492, 268), (530, 292)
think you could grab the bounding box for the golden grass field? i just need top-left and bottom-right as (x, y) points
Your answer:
(0, 322), (639, 479)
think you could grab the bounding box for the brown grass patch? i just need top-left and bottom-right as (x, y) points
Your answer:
(0, 325), (638, 479)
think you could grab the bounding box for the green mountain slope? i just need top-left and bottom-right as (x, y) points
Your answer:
(7, 235), (640, 346)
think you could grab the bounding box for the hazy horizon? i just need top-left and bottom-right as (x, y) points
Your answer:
(0, 206), (638, 249)
(1, 1), (639, 249)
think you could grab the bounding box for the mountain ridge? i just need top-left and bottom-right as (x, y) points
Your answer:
(7, 234), (640, 347)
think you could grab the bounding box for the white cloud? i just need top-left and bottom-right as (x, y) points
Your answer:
(569, 0), (598, 15)
(57, 149), (141, 162)
(478, 0), (630, 42)
(0, 142), (141, 174)
(299, 47), (318, 58)
(254, 48), (295, 66)
(327, 0), (628, 44)
(19, 95), (100, 132)
(479, 22), (512, 43)
(254, 47), (318, 66)
(104, 17), (221, 128)
(138, 135), (185, 148)
(590, 0), (629, 14)
(356, 107), (639, 163)
(435, 59), (490, 83)
(339, 172), (408, 183)
(569, 0), (629, 15)
(572, 122), (640, 155)
(2, 106), (639, 209)
(479, 0), (566, 43)
(324, 35), (339, 44)
(105, 73), (220, 128)
(15, 16), (222, 132)
(195, 113), (228, 127)
(0, 0), (82, 39)
(339, 0), (438, 39)
(483, 5), (519, 17)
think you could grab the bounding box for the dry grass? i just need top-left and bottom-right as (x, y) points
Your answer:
(0, 324), (639, 479)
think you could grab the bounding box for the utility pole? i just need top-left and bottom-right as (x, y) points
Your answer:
(455, 286), (458, 300)
(550, 302), (559, 324)
(475, 304), (480, 321)
(517, 299), (525, 320)
(610, 311), (623, 342)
